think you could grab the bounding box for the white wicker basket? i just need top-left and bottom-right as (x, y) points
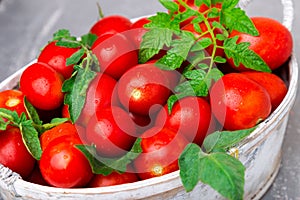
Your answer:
(0, 0), (297, 199)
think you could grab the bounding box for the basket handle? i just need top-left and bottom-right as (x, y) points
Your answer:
(238, 0), (294, 31)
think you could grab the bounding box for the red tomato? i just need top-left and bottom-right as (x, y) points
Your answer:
(38, 41), (80, 79)
(133, 127), (188, 180)
(39, 135), (93, 188)
(26, 164), (48, 186)
(88, 170), (139, 187)
(128, 112), (153, 135)
(86, 106), (136, 158)
(61, 104), (71, 119)
(210, 73), (272, 131)
(155, 96), (213, 146)
(90, 15), (132, 37)
(127, 17), (150, 48)
(20, 62), (64, 110)
(227, 17), (293, 71)
(242, 71), (288, 110)
(77, 72), (118, 126)
(117, 63), (171, 116)
(0, 90), (26, 116)
(0, 126), (35, 178)
(40, 122), (80, 151)
(91, 33), (138, 79)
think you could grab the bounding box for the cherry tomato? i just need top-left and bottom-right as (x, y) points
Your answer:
(77, 72), (118, 126)
(210, 73), (272, 130)
(39, 135), (93, 188)
(0, 126), (35, 178)
(90, 15), (132, 37)
(86, 106), (136, 158)
(242, 71), (288, 110)
(40, 122), (80, 151)
(227, 17), (293, 71)
(26, 164), (48, 186)
(0, 90), (26, 116)
(133, 127), (188, 180)
(88, 169), (139, 187)
(38, 41), (80, 79)
(91, 33), (138, 79)
(127, 17), (150, 48)
(62, 104), (71, 119)
(20, 62), (64, 110)
(117, 63), (171, 116)
(155, 96), (213, 146)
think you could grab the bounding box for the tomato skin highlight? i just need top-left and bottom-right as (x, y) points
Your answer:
(155, 96), (213, 146)
(38, 41), (79, 79)
(227, 17), (293, 71)
(210, 73), (272, 131)
(77, 72), (118, 126)
(92, 33), (138, 80)
(0, 127), (36, 179)
(39, 135), (93, 188)
(133, 127), (188, 180)
(86, 106), (137, 158)
(117, 63), (171, 116)
(0, 90), (26, 116)
(20, 62), (64, 111)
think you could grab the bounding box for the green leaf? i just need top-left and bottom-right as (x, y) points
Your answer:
(0, 118), (10, 131)
(195, 0), (204, 7)
(179, 143), (245, 200)
(66, 48), (85, 66)
(52, 29), (77, 41)
(220, 7), (258, 36)
(202, 0), (211, 7)
(197, 38), (213, 50)
(203, 127), (255, 153)
(198, 153), (245, 200)
(139, 12), (180, 63)
(19, 120), (42, 160)
(62, 65), (97, 123)
(0, 108), (20, 123)
(159, 0), (179, 12)
(179, 143), (204, 192)
(56, 40), (81, 48)
(221, 0), (239, 10)
(76, 138), (142, 175)
(214, 56), (227, 63)
(80, 33), (98, 49)
(205, 68), (223, 88)
(224, 37), (271, 72)
(41, 118), (70, 131)
(24, 97), (42, 125)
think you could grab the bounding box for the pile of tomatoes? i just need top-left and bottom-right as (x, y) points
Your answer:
(0, 0), (293, 189)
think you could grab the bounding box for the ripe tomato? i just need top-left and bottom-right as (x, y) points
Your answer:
(20, 62), (64, 110)
(26, 164), (48, 186)
(91, 33), (138, 79)
(0, 126), (35, 178)
(39, 135), (93, 188)
(210, 73), (272, 131)
(242, 71), (288, 110)
(90, 15), (132, 37)
(86, 106), (136, 158)
(127, 17), (150, 48)
(88, 170), (139, 187)
(227, 17), (293, 71)
(0, 90), (26, 116)
(155, 96), (213, 146)
(128, 112), (153, 135)
(77, 72), (118, 126)
(61, 104), (71, 119)
(133, 127), (188, 180)
(38, 41), (80, 79)
(117, 63), (171, 116)
(40, 122), (80, 151)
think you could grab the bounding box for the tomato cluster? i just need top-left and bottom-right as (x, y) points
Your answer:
(0, 0), (292, 190)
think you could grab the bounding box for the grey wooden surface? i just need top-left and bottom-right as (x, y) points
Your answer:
(0, 0), (299, 199)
